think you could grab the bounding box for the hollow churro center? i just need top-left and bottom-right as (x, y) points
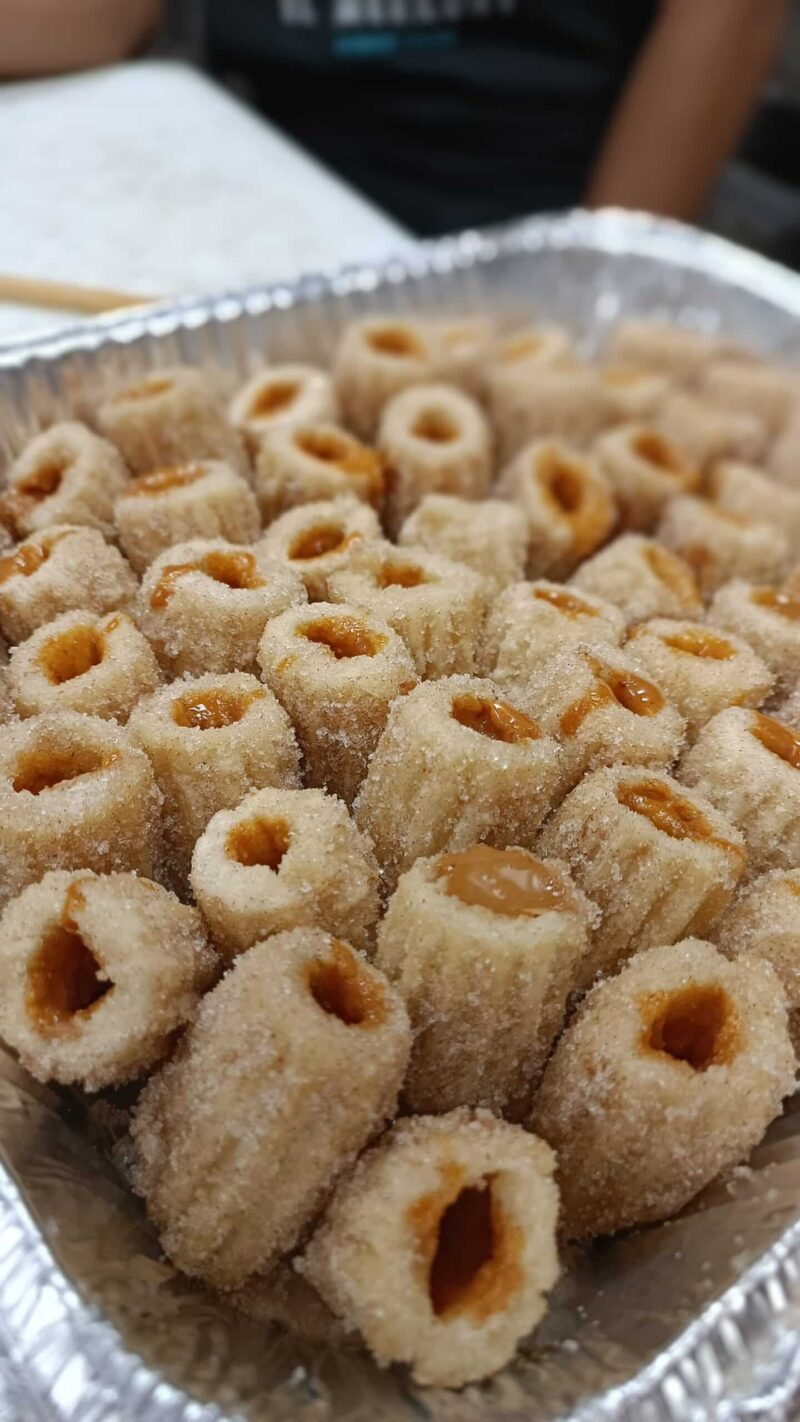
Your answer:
(641, 984), (739, 1072)
(119, 376), (173, 402)
(0, 540), (52, 583)
(752, 588), (800, 621)
(27, 922), (111, 1033)
(412, 409), (459, 444)
(377, 561), (429, 589)
(12, 744), (112, 795)
(366, 325), (422, 359)
(618, 779), (715, 842)
(171, 686), (262, 729)
(561, 658), (664, 736)
(300, 616), (384, 659)
(307, 940), (386, 1028)
(127, 465), (205, 498)
(250, 380), (300, 418)
(289, 523), (351, 561)
(226, 815), (291, 870)
(451, 693), (540, 743)
(409, 1167), (523, 1323)
(537, 451), (586, 517)
(38, 624), (104, 684)
(751, 712), (800, 770)
(437, 844), (569, 917)
(662, 628), (735, 660)
(644, 545), (699, 603)
(632, 431), (684, 474)
(533, 586), (598, 618)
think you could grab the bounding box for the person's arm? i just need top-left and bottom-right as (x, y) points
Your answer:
(0, 0), (163, 78)
(586, 0), (787, 220)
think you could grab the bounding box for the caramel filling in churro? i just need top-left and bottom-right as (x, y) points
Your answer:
(751, 712), (800, 770)
(640, 984), (740, 1071)
(632, 432), (685, 474)
(436, 844), (568, 916)
(307, 939), (386, 1028)
(412, 410), (459, 444)
(250, 381), (300, 418)
(26, 881), (111, 1033)
(118, 377), (173, 402)
(294, 430), (383, 493)
(561, 658), (664, 736)
(171, 686), (263, 729)
(617, 779), (741, 861)
(150, 549), (265, 608)
(38, 625), (104, 684)
(451, 694), (540, 743)
(300, 616), (384, 659)
(126, 465), (205, 498)
(752, 588), (800, 621)
(409, 1165), (523, 1322)
(377, 561), (429, 589)
(0, 459), (68, 535)
(532, 586), (598, 618)
(289, 524), (353, 561)
(0, 531), (71, 584)
(662, 628), (735, 660)
(366, 325), (423, 358)
(226, 816), (291, 870)
(644, 545), (699, 603)
(12, 745), (114, 795)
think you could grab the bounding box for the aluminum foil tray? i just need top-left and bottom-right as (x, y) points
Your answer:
(2, 209), (800, 1422)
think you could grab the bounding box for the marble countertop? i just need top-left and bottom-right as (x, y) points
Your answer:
(0, 60), (408, 346)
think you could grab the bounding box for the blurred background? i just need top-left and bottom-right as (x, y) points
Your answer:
(4, 0), (800, 338)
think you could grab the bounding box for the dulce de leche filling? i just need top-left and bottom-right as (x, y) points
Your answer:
(250, 380), (300, 419)
(644, 545), (700, 607)
(451, 694), (540, 744)
(366, 324), (423, 359)
(38, 623), (104, 684)
(752, 588), (800, 622)
(171, 686), (264, 729)
(150, 549), (265, 608)
(125, 464), (205, 498)
(436, 844), (569, 917)
(617, 778), (740, 860)
(561, 656), (664, 737)
(631, 431), (687, 475)
(11, 742), (116, 795)
(300, 616), (384, 659)
(751, 711), (800, 770)
(307, 939), (386, 1029)
(26, 880), (112, 1034)
(639, 983), (740, 1072)
(289, 523), (355, 561)
(0, 530), (72, 585)
(407, 1162), (523, 1323)
(661, 627), (735, 660)
(294, 429), (384, 498)
(533, 586), (598, 619)
(0, 459), (68, 537)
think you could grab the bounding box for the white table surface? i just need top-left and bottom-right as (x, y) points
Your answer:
(0, 60), (408, 346)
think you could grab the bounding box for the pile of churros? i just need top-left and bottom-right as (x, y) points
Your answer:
(0, 313), (799, 1388)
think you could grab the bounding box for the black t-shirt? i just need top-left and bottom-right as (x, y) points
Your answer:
(208, 0), (656, 235)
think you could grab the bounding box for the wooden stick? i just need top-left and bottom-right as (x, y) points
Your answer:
(0, 274), (158, 316)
